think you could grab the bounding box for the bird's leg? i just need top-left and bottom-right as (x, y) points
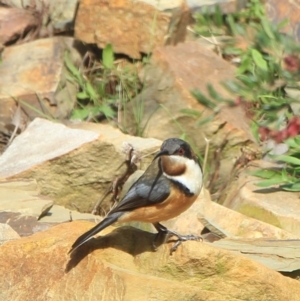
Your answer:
(152, 223), (169, 251)
(167, 229), (203, 254)
(153, 223), (203, 254)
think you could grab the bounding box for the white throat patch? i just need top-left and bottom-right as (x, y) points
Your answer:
(163, 156), (203, 195)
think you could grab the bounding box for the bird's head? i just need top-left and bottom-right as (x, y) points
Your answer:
(154, 138), (203, 195)
(154, 138), (196, 161)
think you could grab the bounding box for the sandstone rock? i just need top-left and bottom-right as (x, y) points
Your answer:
(0, 118), (161, 212)
(0, 221), (300, 301)
(0, 37), (79, 126)
(0, 179), (54, 236)
(213, 238), (300, 272)
(266, 0), (300, 41)
(0, 0), (78, 32)
(221, 168), (300, 237)
(0, 6), (39, 45)
(0, 223), (20, 245)
(198, 188), (298, 239)
(75, 0), (191, 59)
(0, 180), (53, 219)
(38, 205), (97, 223)
(126, 41), (255, 146)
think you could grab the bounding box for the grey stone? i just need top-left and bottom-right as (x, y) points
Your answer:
(0, 223), (20, 245)
(0, 118), (99, 178)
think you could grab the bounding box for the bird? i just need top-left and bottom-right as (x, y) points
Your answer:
(69, 138), (203, 254)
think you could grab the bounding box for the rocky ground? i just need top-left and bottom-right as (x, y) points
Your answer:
(1, 0), (300, 300)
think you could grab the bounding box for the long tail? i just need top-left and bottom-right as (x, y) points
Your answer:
(69, 212), (123, 254)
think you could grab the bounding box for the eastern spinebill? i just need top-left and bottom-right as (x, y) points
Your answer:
(69, 138), (203, 254)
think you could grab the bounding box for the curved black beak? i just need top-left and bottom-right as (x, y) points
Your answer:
(154, 149), (169, 160)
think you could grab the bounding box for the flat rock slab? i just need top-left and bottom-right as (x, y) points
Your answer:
(1, 221), (300, 301)
(0, 118), (99, 178)
(0, 118), (161, 212)
(222, 170), (300, 237)
(0, 180), (53, 218)
(75, 0), (190, 59)
(0, 37), (79, 125)
(197, 189), (298, 239)
(0, 179), (55, 236)
(213, 238), (300, 272)
(0, 179), (97, 236)
(0, 6), (39, 45)
(39, 205), (97, 223)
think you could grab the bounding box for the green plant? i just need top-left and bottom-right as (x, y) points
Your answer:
(252, 136), (300, 191)
(65, 44), (142, 126)
(191, 0), (300, 191)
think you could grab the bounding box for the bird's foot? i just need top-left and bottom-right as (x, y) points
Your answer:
(152, 223), (203, 254)
(167, 230), (203, 255)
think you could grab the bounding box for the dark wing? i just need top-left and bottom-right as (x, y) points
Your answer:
(109, 158), (170, 214)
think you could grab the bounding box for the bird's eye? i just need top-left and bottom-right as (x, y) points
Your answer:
(177, 148), (185, 156)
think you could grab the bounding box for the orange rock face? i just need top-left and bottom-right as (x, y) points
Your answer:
(75, 0), (191, 59)
(1, 221), (300, 301)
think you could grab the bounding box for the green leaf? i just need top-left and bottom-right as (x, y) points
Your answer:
(226, 14), (238, 36)
(207, 84), (224, 102)
(77, 92), (88, 99)
(223, 47), (243, 56)
(64, 52), (83, 84)
(281, 181), (300, 192)
(214, 5), (223, 27)
(85, 82), (98, 101)
(286, 137), (300, 148)
(99, 104), (115, 118)
(255, 177), (286, 187)
(261, 19), (275, 40)
(180, 133), (187, 141)
(180, 108), (202, 118)
(251, 49), (268, 71)
(71, 108), (90, 120)
(273, 155), (300, 166)
(191, 90), (216, 110)
(197, 115), (215, 126)
(250, 122), (260, 142)
(277, 19), (289, 30)
(237, 56), (252, 74)
(251, 169), (281, 179)
(102, 44), (114, 69)
(224, 80), (241, 93)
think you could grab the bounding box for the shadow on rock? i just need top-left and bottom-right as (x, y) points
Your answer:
(253, 187), (284, 194)
(65, 226), (162, 272)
